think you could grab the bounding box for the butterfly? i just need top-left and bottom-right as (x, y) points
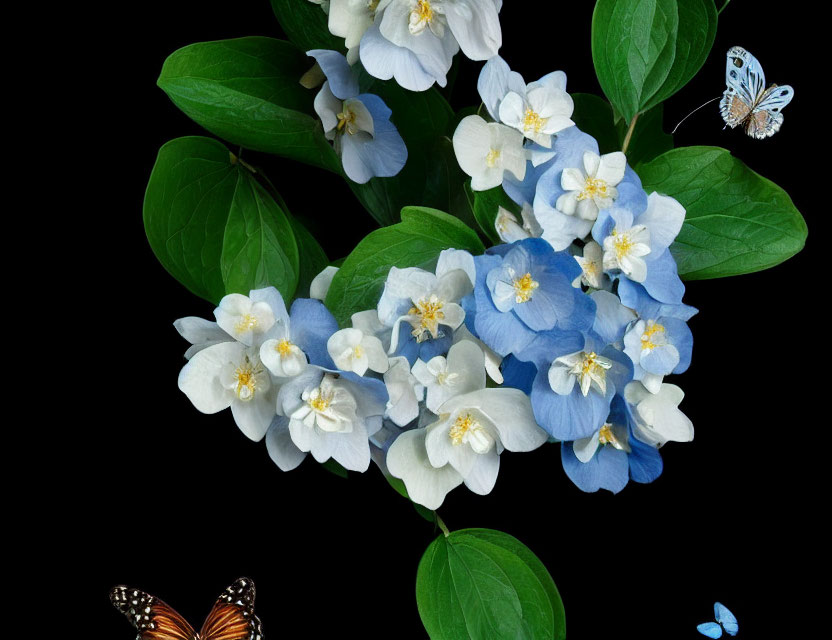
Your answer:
(110, 576), (263, 640)
(720, 45), (794, 139)
(696, 601), (738, 638)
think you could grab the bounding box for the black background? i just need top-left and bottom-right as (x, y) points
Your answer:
(78, 1), (821, 638)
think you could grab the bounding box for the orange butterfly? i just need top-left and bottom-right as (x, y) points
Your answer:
(110, 577), (263, 640)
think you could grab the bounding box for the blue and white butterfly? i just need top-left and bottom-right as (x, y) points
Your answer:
(720, 46), (794, 139)
(697, 602), (739, 638)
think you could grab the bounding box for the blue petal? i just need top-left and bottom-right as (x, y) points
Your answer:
(627, 429), (663, 484)
(531, 368), (609, 440)
(664, 317), (693, 374)
(641, 343), (680, 375)
(339, 93), (408, 183)
(532, 127), (599, 210)
(612, 166), (648, 214)
(515, 328), (585, 370)
(591, 290), (635, 345)
(307, 49), (358, 99)
(617, 278), (698, 321)
(500, 355), (538, 394)
(289, 298), (339, 368)
(641, 249), (685, 304)
(561, 442), (629, 493)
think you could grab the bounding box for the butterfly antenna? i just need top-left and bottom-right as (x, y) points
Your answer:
(672, 97), (721, 134)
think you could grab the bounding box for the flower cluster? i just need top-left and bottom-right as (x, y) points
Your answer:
(173, 41), (697, 511)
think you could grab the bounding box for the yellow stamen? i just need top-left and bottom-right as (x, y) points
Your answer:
(576, 177), (609, 201)
(610, 229), (634, 261)
(522, 108), (548, 134)
(640, 322), (666, 351)
(414, 0), (433, 23)
(598, 423), (615, 445)
(308, 388), (332, 413)
(449, 413), (477, 446)
(234, 314), (258, 334)
(513, 272), (539, 303)
(234, 361), (259, 400)
(485, 148), (501, 168)
(353, 344), (364, 359)
(336, 109), (357, 135)
(409, 296), (445, 341)
(276, 339), (293, 357)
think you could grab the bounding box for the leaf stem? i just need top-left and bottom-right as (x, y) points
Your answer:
(621, 113), (639, 155)
(717, 0), (731, 15)
(435, 512), (450, 537)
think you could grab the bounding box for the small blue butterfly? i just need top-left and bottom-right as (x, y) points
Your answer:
(697, 602), (738, 638)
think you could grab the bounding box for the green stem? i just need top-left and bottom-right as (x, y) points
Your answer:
(717, 0), (730, 15)
(435, 512), (450, 537)
(621, 113), (639, 155)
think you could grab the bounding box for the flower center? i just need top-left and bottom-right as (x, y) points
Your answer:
(307, 386), (333, 413)
(276, 339), (293, 357)
(522, 108), (548, 134)
(408, 295), (445, 342)
(485, 148), (501, 168)
(409, 0), (435, 34)
(234, 314), (258, 334)
(512, 272), (539, 304)
(610, 229), (634, 261)
(576, 176), (609, 201)
(234, 359), (262, 400)
(367, 0), (379, 11)
(449, 412), (495, 453)
(353, 344), (364, 359)
(575, 351), (613, 397)
(336, 107), (358, 135)
(598, 423), (629, 451)
(640, 321), (666, 351)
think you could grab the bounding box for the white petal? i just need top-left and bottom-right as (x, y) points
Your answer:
(386, 429), (464, 510)
(310, 265), (339, 300)
(231, 391), (276, 442)
(596, 151), (627, 185)
(177, 342), (244, 413)
(573, 431), (601, 463)
(362, 335), (389, 373)
(462, 450), (500, 495)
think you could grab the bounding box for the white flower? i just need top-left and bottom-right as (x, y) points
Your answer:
(411, 340), (486, 413)
(423, 388), (548, 495)
(377, 249), (475, 351)
(497, 79), (574, 148)
(573, 422), (631, 462)
(548, 350), (614, 397)
(329, 0), (379, 63)
(453, 115), (526, 191)
(310, 265), (339, 300)
(178, 342), (275, 441)
(173, 316), (232, 360)
(278, 368), (386, 471)
(624, 381), (694, 447)
(557, 151), (627, 221)
(327, 327), (389, 375)
(601, 223), (651, 282)
(573, 240), (608, 289)
(385, 429), (463, 509)
(259, 316), (308, 379)
(452, 324), (503, 384)
(384, 355), (425, 426)
(494, 203), (541, 244)
(213, 292), (277, 347)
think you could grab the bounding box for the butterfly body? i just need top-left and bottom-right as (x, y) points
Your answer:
(110, 577), (263, 640)
(720, 45), (794, 139)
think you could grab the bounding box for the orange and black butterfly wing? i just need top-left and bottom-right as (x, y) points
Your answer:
(110, 585), (197, 640)
(199, 577), (264, 640)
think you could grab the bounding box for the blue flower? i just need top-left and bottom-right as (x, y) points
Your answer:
(462, 238), (595, 357)
(617, 278), (698, 322)
(592, 192), (687, 304)
(623, 316), (693, 393)
(560, 395), (663, 494)
(308, 49), (407, 183)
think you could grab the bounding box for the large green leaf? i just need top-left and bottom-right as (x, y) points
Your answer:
(639, 146), (807, 279)
(416, 528), (565, 640)
(643, 0), (718, 112)
(571, 93), (673, 167)
(324, 207), (484, 326)
(592, 0), (679, 123)
(157, 37), (340, 172)
(144, 136), (299, 303)
(269, 0), (344, 52)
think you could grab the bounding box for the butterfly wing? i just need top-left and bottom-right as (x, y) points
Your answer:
(110, 585), (197, 640)
(744, 84), (794, 139)
(697, 622), (724, 639)
(714, 602), (739, 636)
(720, 46), (767, 129)
(199, 577), (264, 640)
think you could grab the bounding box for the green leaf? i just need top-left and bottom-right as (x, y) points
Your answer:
(464, 181), (521, 245)
(288, 216), (329, 298)
(347, 70), (460, 226)
(143, 136), (299, 303)
(643, 0), (718, 112)
(638, 146), (808, 279)
(324, 207), (485, 326)
(269, 0), (344, 52)
(321, 459), (348, 478)
(416, 528), (565, 640)
(158, 37), (340, 172)
(592, 0), (679, 123)
(571, 93), (673, 167)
